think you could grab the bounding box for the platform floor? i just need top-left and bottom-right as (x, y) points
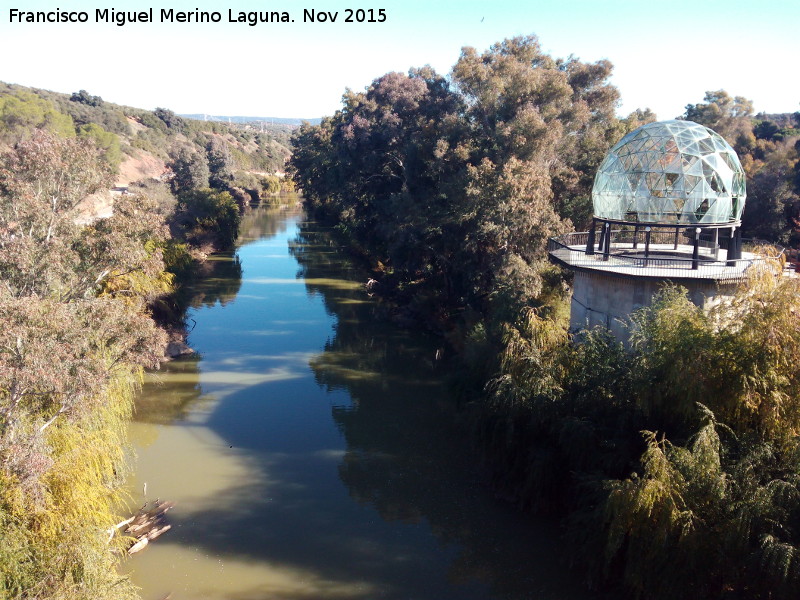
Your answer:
(548, 242), (783, 281)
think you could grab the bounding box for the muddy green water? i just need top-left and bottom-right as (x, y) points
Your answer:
(124, 205), (594, 600)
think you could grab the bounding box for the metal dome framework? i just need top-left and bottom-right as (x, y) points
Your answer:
(592, 120), (746, 225)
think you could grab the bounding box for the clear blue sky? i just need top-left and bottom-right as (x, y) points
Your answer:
(1, 0), (798, 120)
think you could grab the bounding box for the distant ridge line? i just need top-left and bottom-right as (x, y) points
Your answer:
(180, 114), (322, 126)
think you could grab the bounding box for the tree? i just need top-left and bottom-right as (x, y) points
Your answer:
(206, 136), (234, 189)
(621, 108), (657, 131)
(0, 299), (157, 599)
(153, 107), (185, 131)
(292, 67), (472, 315)
(627, 277), (800, 444)
(681, 92), (800, 247)
(263, 175), (282, 195)
(174, 188), (240, 250)
(754, 120), (781, 140)
(290, 34), (623, 323)
(77, 123), (121, 170)
(0, 125), (168, 600)
(683, 90), (754, 152)
(742, 156), (798, 244)
(0, 130), (169, 301)
(167, 147), (210, 196)
(70, 89), (103, 107)
(603, 408), (800, 600)
(0, 294), (164, 463)
(450, 34), (620, 315)
(483, 276), (800, 598)
(287, 117), (339, 208)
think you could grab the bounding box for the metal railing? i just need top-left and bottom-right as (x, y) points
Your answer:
(548, 231), (785, 281)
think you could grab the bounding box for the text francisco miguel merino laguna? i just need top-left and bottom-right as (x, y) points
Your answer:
(8, 7), (388, 26)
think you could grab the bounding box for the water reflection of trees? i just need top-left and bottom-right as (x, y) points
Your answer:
(184, 252), (243, 309)
(134, 212), (590, 599)
(137, 252), (241, 425)
(178, 205), (303, 313)
(138, 206), (301, 424)
(238, 203), (301, 246)
(291, 222), (589, 599)
(134, 357), (204, 424)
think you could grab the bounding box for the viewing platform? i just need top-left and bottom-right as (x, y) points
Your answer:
(548, 228), (785, 283)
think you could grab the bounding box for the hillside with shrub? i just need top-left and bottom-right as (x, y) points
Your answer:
(0, 82), (294, 204)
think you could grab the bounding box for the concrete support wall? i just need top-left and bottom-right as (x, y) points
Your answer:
(570, 270), (736, 340)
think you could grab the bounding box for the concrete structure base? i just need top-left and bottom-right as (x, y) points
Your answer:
(569, 269), (735, 340)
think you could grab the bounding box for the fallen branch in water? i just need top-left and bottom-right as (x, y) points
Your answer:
(106, 516), (135, 544)
(107, 499), (175, 554)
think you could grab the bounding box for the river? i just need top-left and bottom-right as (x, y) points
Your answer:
(123, 204), (595, 600)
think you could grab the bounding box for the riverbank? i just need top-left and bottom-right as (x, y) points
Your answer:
(0, 131), (169, 600)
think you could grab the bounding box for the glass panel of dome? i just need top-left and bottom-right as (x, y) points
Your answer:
(714, 198), (731, 220)
(731, 196), (741, 220)
(604, 156), (622, 174)
(666, 172), (680, 188)
(620, 154), (635, 171)
(682, 141), (701, 156)
(676, 135), (696, 150)
(699, 138), (717, 155)
(682, 172), (698, 188)
(662, 155), (682, 173)
(709, 172), (724, 193)
(627, 170), (643, 189)
(732, 172), (746, 195)
(694, 199), (710, 221)
(685, 159), (705, 176)
(720, 152), (739, 172)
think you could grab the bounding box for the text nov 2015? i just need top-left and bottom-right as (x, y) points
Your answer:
(303, 9), (387, 22)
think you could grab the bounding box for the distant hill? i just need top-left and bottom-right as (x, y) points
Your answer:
(0, 82), (293, 187)
(181, 114), (322, 127)
(755, 112), (799, 129)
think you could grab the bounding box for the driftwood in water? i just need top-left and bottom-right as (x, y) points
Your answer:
(121, 499), (175, 554)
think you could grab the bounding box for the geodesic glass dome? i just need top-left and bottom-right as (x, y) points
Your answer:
(592, 120), (746, 224)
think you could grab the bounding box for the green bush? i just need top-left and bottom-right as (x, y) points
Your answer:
(77, 124), (121, 171)
(176, 188), (241, 250)
(0, 90), (74, 141)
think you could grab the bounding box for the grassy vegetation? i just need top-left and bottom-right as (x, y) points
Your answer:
(469, 275), (800, 599)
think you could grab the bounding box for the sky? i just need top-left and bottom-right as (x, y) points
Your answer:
(1, 0), (798, 120)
